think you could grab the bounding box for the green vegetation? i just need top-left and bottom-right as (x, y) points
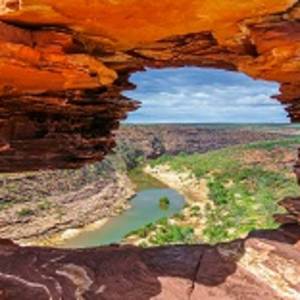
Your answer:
(203, 166), (296, 243)
(244, 136), (300, 150)
(159, 196), (170, 210)
(150, 148), (238, 178)
(125, 222), (156, 239)
(37, 200), (52, 211)
(149, 136), (300, 244)
(17, 208), (35, 217)
(2, 127), (300, 246)
(125, 217), (196, 246)
(149, 224), (194, 245)
(190, 205), (202, 217)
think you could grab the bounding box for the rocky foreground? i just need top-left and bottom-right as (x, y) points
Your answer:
(0, 224), (299, 300)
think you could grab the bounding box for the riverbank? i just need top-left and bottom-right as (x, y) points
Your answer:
(60, 187), (185, 248)
(147, 138), (300, 244)
(25, 217), (110, 247)
(124, 136), (300, 246)
(39, 166), (207, 248)
(124, 165), (212, 246)
(31, 166), (182, 248)
(2, 172), (136, 246)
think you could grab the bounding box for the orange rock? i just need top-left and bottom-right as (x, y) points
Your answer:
(0, 1), (298, 170)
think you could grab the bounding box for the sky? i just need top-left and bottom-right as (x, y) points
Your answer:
(124, 67), (289, 124)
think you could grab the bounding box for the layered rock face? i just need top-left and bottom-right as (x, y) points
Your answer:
(0, 158), (135, 243)
(116, 125), (293, 159)
(0, 1), (300, 299)
(0, 0), (299, 170)
(0, 21), (139, 171)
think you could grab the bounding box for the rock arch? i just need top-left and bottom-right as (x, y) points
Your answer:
(0, 1), (299, 298)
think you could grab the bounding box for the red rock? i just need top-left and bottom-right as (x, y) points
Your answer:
(0, 1), (298, 170)
(0, 225), (298, 299)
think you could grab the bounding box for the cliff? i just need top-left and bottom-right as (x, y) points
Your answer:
(0, 158), (135, 243)
(116, 125), (293, 159)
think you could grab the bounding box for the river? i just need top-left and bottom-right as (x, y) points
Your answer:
(61, 187), (185, 248)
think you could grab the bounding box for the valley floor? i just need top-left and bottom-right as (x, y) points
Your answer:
(124, 136), (300, 246)
(0, 125), (299, 247)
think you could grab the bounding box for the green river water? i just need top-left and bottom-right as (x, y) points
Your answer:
(61, 188), (185, 248)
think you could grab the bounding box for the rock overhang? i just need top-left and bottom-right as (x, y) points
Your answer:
(0, 0), (299, 171)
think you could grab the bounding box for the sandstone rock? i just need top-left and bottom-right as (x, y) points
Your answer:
(0, 225), (299, 299)
(116, 125), (293, 159)
(0, 1), (298, 170)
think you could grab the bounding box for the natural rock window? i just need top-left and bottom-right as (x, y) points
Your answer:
(0, 1), (299, 298)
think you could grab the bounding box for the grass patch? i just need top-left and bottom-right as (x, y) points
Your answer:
(17, 208), (35, 217)
(37, 200), (52, 211)
(149, 224), (195, 245)
(244, 136), (300, 150)
(125, 217), (196, 246)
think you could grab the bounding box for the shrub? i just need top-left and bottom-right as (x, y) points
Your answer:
(17, 208), (34, 217)
(151, 224), (195, 245)
(38, 200), (52, 211)
(173, 213), (185, 220)
(159, 197), (170, 210)
(208, 180), (229, 205)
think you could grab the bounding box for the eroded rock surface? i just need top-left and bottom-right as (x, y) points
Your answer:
(0, 225), (299, 300)
(0, 165), (135, 243)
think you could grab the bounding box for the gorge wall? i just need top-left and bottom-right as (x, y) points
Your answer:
(116, 125), (295, 159)
(0, 1), (299, 299)
(0, 155), (135, 244)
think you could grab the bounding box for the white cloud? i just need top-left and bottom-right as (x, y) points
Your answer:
(124, 67), (288, 123)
